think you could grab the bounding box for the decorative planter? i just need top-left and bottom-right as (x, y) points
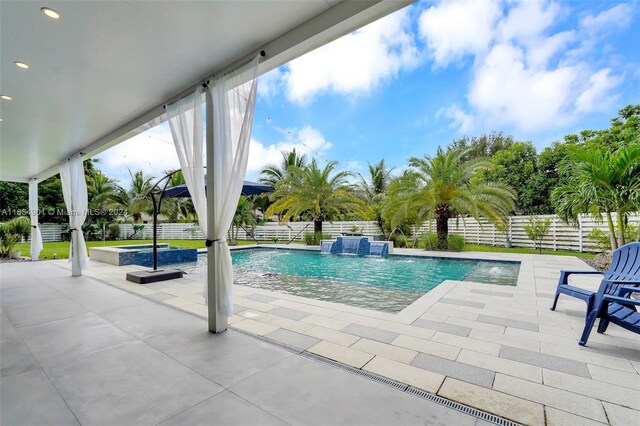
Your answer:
(9, 250), (21, 259)
(504, 240), (512, 248)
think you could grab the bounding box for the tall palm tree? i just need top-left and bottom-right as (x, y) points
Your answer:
(87, 169), (118, 208)
(384, 148), (517, 250)
(108, 170), (154, 222)
(552, 144), (640, 249)
(258, 148), (308, 187)
(358, 159), (394, 233)
(266, 159), (367, 234)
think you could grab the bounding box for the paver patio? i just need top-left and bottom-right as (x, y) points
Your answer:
(5, 246), (639, 425)
(0, 261), (484, 426)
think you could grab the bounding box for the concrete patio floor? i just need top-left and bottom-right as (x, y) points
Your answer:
(1, 261), (491, 426)
(50, 246), (640, 426)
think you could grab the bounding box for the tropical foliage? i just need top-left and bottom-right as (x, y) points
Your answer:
(229, 196), (257, 244)
(357, 159), (394, 234)
(383, 148), (517, 250)
(552, 144), (640, 250)
(266, 159), (367, 234)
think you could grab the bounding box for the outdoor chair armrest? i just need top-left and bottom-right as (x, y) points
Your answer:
(560, 270), (603, 276)
(602, 294), (640, 307)
(614, 285), (640, 297)
(558, 270), (603, 286)
(608, 279), (640, 286)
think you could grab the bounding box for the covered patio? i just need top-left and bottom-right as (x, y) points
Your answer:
(2, 1), (639, 425)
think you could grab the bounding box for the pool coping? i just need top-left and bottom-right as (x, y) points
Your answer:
(50, 251), (640, 425)
(216, 244), (525, 323)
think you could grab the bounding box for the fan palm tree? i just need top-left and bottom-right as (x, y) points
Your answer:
(384, 148), (517, 250)
(266, 159), (367, 234)
(258, 148), (308, 187)
(108, 170), (154, 222)
(552, 144), (640, 249)
(358, 159), (394, 233)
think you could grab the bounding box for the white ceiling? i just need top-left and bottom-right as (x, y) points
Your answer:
(0, 1), (411, 182)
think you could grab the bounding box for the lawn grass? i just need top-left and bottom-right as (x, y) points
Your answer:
(15, 239), (257, 260)
(462, 243), (595, 258)
(15, 239), (594, 260)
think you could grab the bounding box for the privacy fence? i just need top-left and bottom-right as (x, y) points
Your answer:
(38, 213), (639, 252)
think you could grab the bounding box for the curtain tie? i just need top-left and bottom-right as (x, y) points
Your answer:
(205, 238), (227, 247)
(31, 225), (38, 229)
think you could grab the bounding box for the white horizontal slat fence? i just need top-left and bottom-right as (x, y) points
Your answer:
(35, 213), (640, 252)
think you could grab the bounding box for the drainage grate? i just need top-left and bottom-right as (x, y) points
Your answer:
(301, 352), (408, 391)
(300, 352), (521, 426)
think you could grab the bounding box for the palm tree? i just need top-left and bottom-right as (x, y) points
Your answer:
(552, 144), (640, 249)
(384, 148), (517, 250)
(87, 169), (117, 205)
(358, 159), (394, 233)
(258, 148), (308, 187)
(266, 159), (367, 234)
(162, 169), (197, 222)
(230, 196), (257, 244)
(108, 170), (154, 222)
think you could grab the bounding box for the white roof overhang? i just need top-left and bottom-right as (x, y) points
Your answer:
(0, 0), (413, 183)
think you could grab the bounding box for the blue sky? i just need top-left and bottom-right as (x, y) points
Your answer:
(97, 0), (640, 185)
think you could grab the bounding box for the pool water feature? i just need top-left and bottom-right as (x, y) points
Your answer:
(175, 248), (520, 313)
(321, 236), (390, 257)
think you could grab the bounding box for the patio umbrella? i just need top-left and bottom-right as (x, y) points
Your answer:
(162, 180), (272, 198)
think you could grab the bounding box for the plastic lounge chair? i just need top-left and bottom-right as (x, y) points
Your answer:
(579, 284), (640, 346)
(551, 242), (640, 312)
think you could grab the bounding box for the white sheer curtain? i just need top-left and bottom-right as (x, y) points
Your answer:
(59, 155), (89, 276)
(208, 57), (259, 316)
(28, 180), (43, 260)
(165, 88), (207, 236)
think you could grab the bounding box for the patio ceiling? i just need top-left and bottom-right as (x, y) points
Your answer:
(0, 0), (412, 182)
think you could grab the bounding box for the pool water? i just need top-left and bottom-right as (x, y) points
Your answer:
(175, 248), (520, 313)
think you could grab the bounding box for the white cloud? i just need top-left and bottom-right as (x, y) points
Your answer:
(581, 3), (634, 32)
(257, 67), (283, 99)
(246, 126), (332, 174)
(95, 124), (180, 186)
(575, 68), (621, 113)
(419, 0), (501, 66)
(496, 1), (560, 43)
(283, 8), (419, 104)
(423, 0), (624, 133)
(468, 43), (578, 131)
(344, 160), (363, 171)
(437, 104), (474, 133)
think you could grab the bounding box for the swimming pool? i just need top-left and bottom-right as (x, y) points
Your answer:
(175, 248), (520, 313)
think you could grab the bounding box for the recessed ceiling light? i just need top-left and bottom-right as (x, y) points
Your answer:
(14, 61), (29, 69)
(1, 95), (12, 101)
(41, 7), (60, 19)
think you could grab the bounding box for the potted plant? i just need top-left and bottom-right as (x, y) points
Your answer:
(0, 217), (31, 259)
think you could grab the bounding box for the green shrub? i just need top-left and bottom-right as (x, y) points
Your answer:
(523, 216), (551, 253)
(10, 216), (31, 239)
(0, 222), (9, 240)
(419, 233), (437, 250)
(587, 225), (638, 251)
(0, 234), (18, 257)
(391, 234), (407, 248)
(303, 232), (331, 245)
(447, 235), (465, 251)
(303, 232), (315, 245)
(107, 223), (120, 241)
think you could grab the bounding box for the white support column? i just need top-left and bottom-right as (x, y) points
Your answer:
(206, 88), (228, 333)
(28, 179), (43, 260)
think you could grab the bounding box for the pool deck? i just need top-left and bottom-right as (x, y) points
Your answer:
(40, 246), (640, 424)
